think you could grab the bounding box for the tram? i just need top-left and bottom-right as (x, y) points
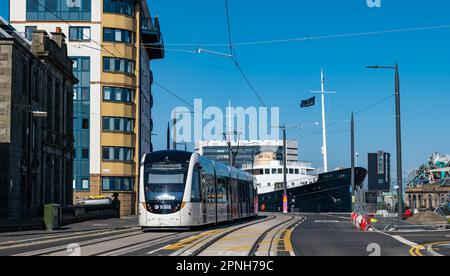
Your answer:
(139, 151), (258, 229)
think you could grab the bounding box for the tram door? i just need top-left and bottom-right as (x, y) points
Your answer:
(249, 182), (254, 215)
(239, 179), (249, 217)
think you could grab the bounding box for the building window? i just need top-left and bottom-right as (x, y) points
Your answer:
(102, 147), (133, 162)
(25, 26), (37, 41)
(82, 148), (89, 159)
(69, 26), (91, 41)
(81, 179), (89, 190)
(82, 118), (89, 129)
(26, 0), (92, 21)
(72, 57), (91, 193)
(103, 87), (133, 103)
(103, 57), (134, 74)
(102, 117), (133, 133)
(103, 28), (134, 44)
(103, 0), (134, 16)
(102, 177), (134, 191)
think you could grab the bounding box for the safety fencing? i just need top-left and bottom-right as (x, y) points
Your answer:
(351, 212), (371, 231)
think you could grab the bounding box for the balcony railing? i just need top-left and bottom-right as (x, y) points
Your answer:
(141, 16), (164, 59)
(141, 16), (161, 43)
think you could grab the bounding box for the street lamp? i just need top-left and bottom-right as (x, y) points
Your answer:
(271, 125), (289, 214)
(367, 63), (404, 220)
(271, 124), (309, 214)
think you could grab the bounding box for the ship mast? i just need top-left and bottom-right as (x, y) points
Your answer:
(312, 69), (336, 173)
(320, 69), (328, 173)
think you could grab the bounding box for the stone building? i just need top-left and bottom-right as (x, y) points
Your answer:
(405, 153), (450, 211)
(406, 184), (450, 211)
(0, 18), (77, 226)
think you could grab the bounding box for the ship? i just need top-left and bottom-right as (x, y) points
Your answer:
(242, 69), (367, 213)
(242, 152), (367, 213)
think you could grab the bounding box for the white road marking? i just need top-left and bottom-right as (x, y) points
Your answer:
(426, 244), (443, 257)
(390, 235), (419, 248)
(147, 248), (164, 255)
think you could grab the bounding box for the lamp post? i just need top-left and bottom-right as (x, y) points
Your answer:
(367, 63), (404, 220)
(271, 124), (307, 213)
(271, 125), (290, 214)
(282, 125), (288, 214)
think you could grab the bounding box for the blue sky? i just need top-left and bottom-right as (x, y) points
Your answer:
(2, 0), (450, 176)
(148, 0), (450, 176)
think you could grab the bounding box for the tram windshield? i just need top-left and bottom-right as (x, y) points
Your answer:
(144, 164), (187, 203)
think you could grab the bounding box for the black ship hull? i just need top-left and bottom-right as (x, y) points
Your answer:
(258, 167), (367, 213)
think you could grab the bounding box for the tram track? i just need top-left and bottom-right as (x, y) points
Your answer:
(10, 214), (300, 256)
(91, 232), (191, 256)
(14, 229), (146, 256)
(0, 227), (140, 250)
(163, 214), (298, 257)
(249, 215), (299, 256)
(18, 217), (272, 256)
(189, 215), (277, 256)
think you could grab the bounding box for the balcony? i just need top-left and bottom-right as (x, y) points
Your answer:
(141, 16), (165, 60)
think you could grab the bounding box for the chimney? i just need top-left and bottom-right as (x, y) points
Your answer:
(30, 30), (48, 55)
(51, 27), (66, 48)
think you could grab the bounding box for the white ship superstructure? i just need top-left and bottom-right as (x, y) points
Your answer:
(242, 152), (317, 195)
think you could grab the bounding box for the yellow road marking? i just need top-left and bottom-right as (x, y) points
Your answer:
(409, 246), (418, 256)
(163, 230), (222, 250)
(409, 241), (450, 256)
(283, 229), (294, 254)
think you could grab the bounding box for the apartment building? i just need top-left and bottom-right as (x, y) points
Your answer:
(196, 140), (300, 168)
(10, 0), (165, 216)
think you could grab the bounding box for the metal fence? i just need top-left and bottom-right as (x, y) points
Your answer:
(352, 187), (400, 230)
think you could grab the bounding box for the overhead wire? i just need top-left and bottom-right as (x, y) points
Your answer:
(161, 24), (450, 47)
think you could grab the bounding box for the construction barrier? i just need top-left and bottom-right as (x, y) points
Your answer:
(351, 212), (371, 231)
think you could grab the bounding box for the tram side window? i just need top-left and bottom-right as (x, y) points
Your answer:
(217, 177), (228, 204)
(204, 173), (216, 203)
(191, 171), (201, 202)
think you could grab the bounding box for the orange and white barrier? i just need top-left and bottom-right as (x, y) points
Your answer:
(351, 212), (371, 231)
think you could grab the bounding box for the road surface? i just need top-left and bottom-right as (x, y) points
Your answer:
(0, 213), (448, 256)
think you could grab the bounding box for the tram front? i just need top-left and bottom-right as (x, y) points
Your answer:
(139, 151), (193, 229)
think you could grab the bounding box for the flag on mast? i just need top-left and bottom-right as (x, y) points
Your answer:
(300, 96), (316, 108)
